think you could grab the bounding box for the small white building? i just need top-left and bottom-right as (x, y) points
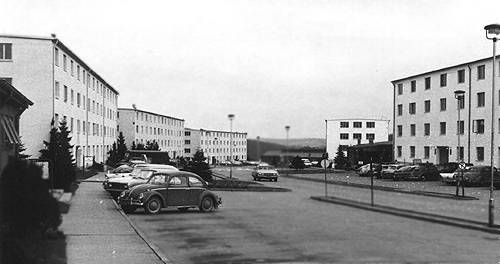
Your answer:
(326, 118), (390, 160)
(117, 108), (185, 158)
(184, 128), (247, 164)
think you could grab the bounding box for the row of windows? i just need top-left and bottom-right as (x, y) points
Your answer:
(200, 139), (246, 146)
(134, 111), (183, 127)
(339, 121), (376, 128)
(202, 131), (247, 138)
(396, 119), (492, 137)
(54, 114), (116, 138)
(396, 63), (500, 95)
(339, 133), (375, 140)
(55, 81), (117, 120)
(397, 146), (482, 161)
(134, 138), (183, 149)
(397, 96), (467, 116)
(135, 125), (183, 137)
(54, 47), (118, 105)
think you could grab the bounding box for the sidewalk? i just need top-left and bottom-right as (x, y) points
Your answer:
(61, 172), (165, 264)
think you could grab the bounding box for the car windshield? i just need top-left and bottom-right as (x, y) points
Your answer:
(257, 166), (274, 170)
(112, 166), (132, 173)
(136, 170), (154, 179)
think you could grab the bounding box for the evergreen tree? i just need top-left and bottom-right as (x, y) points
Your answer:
(334, 145), (348, 169)
(183, 150), (213, 182)
(131, 141), (137, 150)
(136, 143), (145, 150)
(116, 132), (127, 162)
(106, 142), (118, 166)
(39, 123), (59, 187)
(18, 136), (31, 159)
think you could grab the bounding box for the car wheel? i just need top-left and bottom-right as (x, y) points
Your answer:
(121, 205), (137, 214)
(144, 196), (162, 214)
(199, 196), (215, 212)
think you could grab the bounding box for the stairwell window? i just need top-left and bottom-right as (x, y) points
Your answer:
(0, 43), (12, 60)
(478, 65), (485, 80)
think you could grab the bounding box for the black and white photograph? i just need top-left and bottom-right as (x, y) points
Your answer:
(1, 0), (500, 263)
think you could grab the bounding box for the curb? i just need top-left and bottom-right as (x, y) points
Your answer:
(311, 195), (500, 234)
(284, 174), (478, 200)
(111, 198), (172, 264)
(209, 187), (291, 192)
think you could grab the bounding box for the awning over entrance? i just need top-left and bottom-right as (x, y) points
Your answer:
(0, 115), (20, 144)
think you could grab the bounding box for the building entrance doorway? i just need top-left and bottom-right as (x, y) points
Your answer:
(437, 146), (449, 164)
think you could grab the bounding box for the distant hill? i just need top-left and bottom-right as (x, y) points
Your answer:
(257, 138), (325, 149)
(247, 138), (325, 161)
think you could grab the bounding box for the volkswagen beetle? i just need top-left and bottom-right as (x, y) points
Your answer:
(117, 171), (221, 214)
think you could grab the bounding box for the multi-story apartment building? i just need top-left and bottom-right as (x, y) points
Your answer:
(392, 56), (500, 166)
(326, 118), (390, 159)
(117, 108), (185, 158)
(0, 34), (119, 166)
(184, 128), (247, 164)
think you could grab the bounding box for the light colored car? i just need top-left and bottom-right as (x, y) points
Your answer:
(301, 159), (313, 167)
(251, 165), (279, 181)
(104, 164), (134, 180)
(379, 164), (405, 179)
(104, 164), (179, 197)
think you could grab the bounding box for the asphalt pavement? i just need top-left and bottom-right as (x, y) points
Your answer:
(126, 167), (500, 263)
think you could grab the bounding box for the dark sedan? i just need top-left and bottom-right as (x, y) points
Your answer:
(393, 163), (440, 181)
(460, 166), (500, 187)
(118, 171), (221, 214)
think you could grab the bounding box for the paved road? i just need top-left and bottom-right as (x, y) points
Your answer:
(127, 169), (500, 263)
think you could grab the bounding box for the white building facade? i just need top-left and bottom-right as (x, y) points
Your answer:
(0, 34), (119, 166)
(117, 108), (185, 158)
(393, 57), (500, 166)
(326, 118), (390, 159)
(184, 128), (247, 164)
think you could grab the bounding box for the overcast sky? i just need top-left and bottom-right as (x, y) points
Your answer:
(3, 0), (500, 138)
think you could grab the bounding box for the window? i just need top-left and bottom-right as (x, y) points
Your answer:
(478, 65), (485, 80)
(70, 89), (74, 105)
(458, 69), (465, 83)
(410, 80), (416, 92)
(63, 54), (67, 71)
(477, 147), (484, 161)
(477, 92), (485, 107)
(397, 83), (403, 95)
(458, 95), (465, 109)
(54, 47), (59, 65)
(353, 122), (362, 128)
(424, 146), (430, 159)
(397, 125), (403, 137)
(185, 131), (191, 136)
(77, 93), (81, 107)
(55, 81), (60, 99)
(424, 100), (431, 113)
(409, 102), (416, 114)
(353, 133), (362, 140)
(366, 133), (375, 140)
(366, 122), (375, 128)
(169, 176), (187, 187)
(0, 43), (12, 60)
(340, 133), (349, 140)
(440, 73), (447, 87)
(77, 120), (80, 134)
(397, 146), (402, 157)
(70, 117), (74, 132)
(474, 119), (485, 134)
(424, 123), (430, 136)
(457, 120), (464, 135)
(83, 70), (86, 84)
(397, 104), (403, 116)
(340, 122), (349, 128)
(70, 60), (74, 76)
(184, 140), (191, 145)
(440, 122), (446, 135)
(77, 65), (80, 80)
(440, 98), (446, 111)
(410, 146), (415, 158)
(458, 146), (464, 161)
(410, 124), (416, 136)
(184, 148), (191, 154)
(188, 177), (203, 187)
(63, 85), (68, 102)
(425, 77), (431, 90)
(83, 96), (86, 109)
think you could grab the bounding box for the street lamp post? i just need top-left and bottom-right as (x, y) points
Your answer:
(285, 126), (290, 168)
(454, 90), (465, 197)
(484, 23), (500, 227)
(228, 114), (235, 179)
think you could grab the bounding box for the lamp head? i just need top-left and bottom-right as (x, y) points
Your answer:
(485, 24), (500, 39)
(285, 125), (290, 131)
(228, 114), (235, 120)
(454, 90), (465, 98)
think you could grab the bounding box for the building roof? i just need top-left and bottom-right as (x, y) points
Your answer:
(391, 55), (500, 83)
(185, 127), (247, 135)
(118, 108), (184, 121)
(326, 118), (390, 122)
(0, 34), (119, 95)
(0, 79), (33, 108)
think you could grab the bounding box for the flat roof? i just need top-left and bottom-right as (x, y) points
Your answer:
(118, 108), (184, 121)
(326, 118), (390, 122)
(185, 127), (247, 135)
(391, 55), (500, 83)
(0, 34), (119, 95)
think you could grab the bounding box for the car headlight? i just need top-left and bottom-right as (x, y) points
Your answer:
(138, 193), (144, 200)
(119, 191), (126, 198)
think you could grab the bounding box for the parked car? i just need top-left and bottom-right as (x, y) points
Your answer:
(393, 163), (440, 181)
(251, 165), (279, 181)
(357, 163), (381, 177)
(104, 164), (178, 197)
(379, 164), (405, 179)
(118, 171), (221, 214)
(104, 164), (134, 180)
(439, 162), (473, 184)
(459, 166), (500, 187)
(301, 159), (313, 167)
